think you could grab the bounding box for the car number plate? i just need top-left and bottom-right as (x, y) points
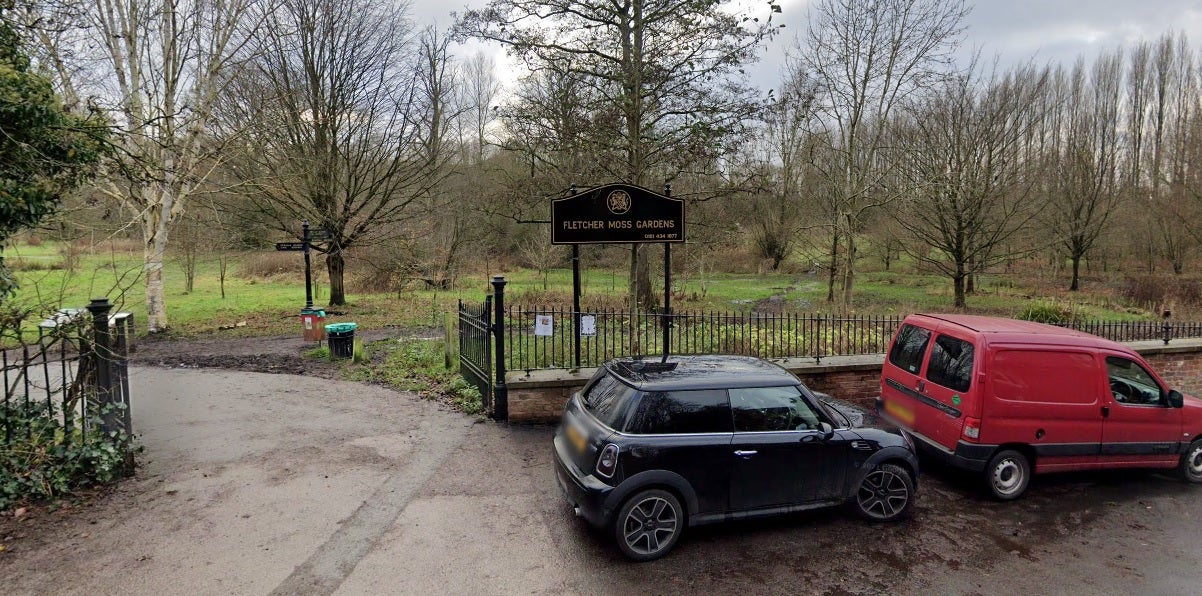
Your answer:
(565, 423), (587, 453)
(884, 399), (916, 426)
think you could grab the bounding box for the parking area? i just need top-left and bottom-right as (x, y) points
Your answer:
(2, 367), (1200, 595)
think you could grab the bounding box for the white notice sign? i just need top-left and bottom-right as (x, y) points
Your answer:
(580, 315), (597, 337)
(534, 315), (553, 336)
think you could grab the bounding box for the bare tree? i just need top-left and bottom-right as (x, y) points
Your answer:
(801, 0), (968, 307)
(456, 0), (781, 311)
(35, 0), (263, 331)
(219, 0), (446, 306)
(743, 57), (821, 271)
(892, 64), (1046, 307)
(1039, 54), (1124, 290)
(459, 51), (501, 164)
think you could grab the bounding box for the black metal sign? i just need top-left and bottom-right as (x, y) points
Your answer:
(551, 183), (685, 245)
(276, 242), (305, 251)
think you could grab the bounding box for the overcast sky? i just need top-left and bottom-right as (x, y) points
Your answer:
(425, 0), (1202, 97)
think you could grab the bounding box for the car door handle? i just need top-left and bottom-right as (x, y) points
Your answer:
(1101, 406), (1109, 418)
(733, 450), (758, 458)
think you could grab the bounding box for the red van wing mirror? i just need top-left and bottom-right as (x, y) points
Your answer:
(1168, 390), (1184, 409)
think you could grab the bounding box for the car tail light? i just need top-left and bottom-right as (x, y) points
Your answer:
(963, 417), (981, 440)
(595, 443), (619, 478)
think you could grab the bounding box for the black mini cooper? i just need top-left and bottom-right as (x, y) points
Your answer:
(553, 355), (919, 561)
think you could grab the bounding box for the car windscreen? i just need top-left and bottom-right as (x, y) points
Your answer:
(581, 373), (638, 429)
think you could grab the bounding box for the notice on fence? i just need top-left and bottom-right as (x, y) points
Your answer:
(534, 315), (554, 336)
(580, 315), (597, 337)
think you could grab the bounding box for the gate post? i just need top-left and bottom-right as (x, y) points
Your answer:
(491, 276), (508, 421)
(86, 298), (119, 435)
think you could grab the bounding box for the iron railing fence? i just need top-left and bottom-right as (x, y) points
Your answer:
(504, 307), (903, 372)
(1, 305), (133, 452)
(501, 307), (1202, 372)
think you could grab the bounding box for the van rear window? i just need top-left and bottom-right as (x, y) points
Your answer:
(889, 324), (931, 374)
(926, 335), (974, 392)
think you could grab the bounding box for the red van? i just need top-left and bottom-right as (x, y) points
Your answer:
(877, 314), (1202, 500)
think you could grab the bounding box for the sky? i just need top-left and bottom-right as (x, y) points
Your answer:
(421, 0), (1202, 98)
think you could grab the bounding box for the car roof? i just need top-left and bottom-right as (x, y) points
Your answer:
(911, 313), (1134, 352)
(603, 355), (799, 392)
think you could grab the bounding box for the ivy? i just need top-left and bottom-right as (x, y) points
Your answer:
(0, 402), (134, 511)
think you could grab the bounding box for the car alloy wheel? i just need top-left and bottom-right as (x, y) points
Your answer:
(614, 489), (682, 561)
(855, 463), (913, 522)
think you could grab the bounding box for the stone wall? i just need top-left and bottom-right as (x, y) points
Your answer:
(504, 339), (1202, 424)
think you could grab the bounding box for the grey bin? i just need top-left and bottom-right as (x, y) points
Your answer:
(324, 322), (357, 358)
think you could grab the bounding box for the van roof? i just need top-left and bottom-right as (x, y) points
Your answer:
(911, 313), (1134, 352)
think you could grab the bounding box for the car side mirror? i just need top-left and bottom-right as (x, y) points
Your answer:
(819, 421), (834, 440)
(1168, 390), (1184, 409)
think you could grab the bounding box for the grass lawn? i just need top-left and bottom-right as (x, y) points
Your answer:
(3, 240), (1164, 340)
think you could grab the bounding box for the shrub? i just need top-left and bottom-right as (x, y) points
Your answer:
(1120, 275), (1202, 308)
(1016, 300), (1074, 324)
(0, 403), (132, 511)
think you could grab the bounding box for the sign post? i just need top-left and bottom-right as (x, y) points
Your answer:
(275, 220), (315, 309)
(551, 183), (685, 364)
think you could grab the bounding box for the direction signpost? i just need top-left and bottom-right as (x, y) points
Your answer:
(275, 220), (316, 309)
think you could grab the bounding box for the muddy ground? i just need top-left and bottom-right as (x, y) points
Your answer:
(2, 335), (1201, 594)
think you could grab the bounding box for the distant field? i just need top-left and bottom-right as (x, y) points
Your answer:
(3, 240), (1164, 339)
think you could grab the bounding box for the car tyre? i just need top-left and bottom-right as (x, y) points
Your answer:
(985, 449), (1030, 500)
(1178, 439), (1202, 483)
(853, 463), (915, 522)
(613, 489), (683, 561)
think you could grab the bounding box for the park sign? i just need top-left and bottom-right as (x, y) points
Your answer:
(551, 183), (685, 245)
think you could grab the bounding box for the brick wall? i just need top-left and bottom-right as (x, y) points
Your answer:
(503, 340), (1202, 423)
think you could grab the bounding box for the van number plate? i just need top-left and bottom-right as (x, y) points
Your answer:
(884, 400), (916, 426)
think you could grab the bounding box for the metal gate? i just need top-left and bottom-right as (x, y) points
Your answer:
(457, 297), (493, 415)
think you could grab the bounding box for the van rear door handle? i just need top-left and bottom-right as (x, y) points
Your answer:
(1101, 406), (1109, 418)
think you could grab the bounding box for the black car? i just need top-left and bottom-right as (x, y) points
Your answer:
(553, 355), (919, 561)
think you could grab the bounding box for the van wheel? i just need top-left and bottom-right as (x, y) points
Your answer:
(985, 450), (1030, 500)
(613, 489), (683, 561)
(1178, 439), (1202, 483)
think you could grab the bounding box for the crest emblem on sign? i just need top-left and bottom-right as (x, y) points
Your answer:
(607, 190), (632, 214)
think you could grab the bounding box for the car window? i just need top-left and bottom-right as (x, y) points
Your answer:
(626, 389), (732, 434)
(926, 334), (974, 392)
(581, 373), (638, 429)
(889, 324), (931, 374)
(731, 386), (822, 432)
(1106, 356), (1165, 405)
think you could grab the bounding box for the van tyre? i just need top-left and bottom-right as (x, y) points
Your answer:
(1178, 439), (1202, 483)
(985, 450), (1030, 500)
(614, 489), (683, 561)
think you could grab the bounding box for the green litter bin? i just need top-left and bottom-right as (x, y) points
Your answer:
(325, 322), (357, 358)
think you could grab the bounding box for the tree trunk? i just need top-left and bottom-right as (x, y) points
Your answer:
(327, 251), (346, 306)
(841, 223), (856, 309)
(953, 274), (966, 308)
(1069, 253), (1081, 291)
(142, 189), (171, 333)
(826, 231), (839, 303)
(636, 246), (654, 310)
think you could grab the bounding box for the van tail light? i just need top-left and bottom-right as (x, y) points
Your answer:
(963, 417), (981, 441)
(595, 444), (619, 478)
